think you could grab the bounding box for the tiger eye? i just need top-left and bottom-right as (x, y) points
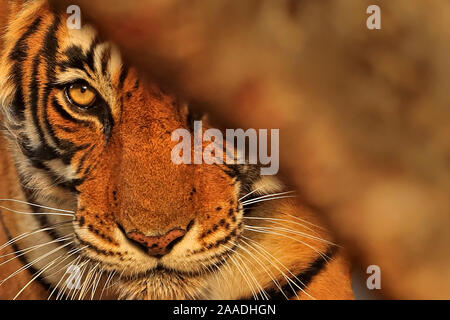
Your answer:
(67, 83), (96, 107)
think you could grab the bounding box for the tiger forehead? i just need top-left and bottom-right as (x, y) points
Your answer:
(58, 24), (123, 78)
(54, 19), (129, 112)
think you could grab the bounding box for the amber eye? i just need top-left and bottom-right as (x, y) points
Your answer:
(66, 83), (97, 108)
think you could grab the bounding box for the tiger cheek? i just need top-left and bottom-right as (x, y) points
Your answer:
(191, 168), (241, 240)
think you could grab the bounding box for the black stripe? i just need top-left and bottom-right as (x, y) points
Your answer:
(85, 37), (101, 73)
(51, 96), (86, 125)
(16, 143), (83, 194)
(252, 245), (338, 300)
(118, 65), (129, 89)
(133, 78), (140, 90)
(101, 46), (111, 76)
(29, 51), (59, 162)
(76, 145), (94, 174)
(54, 124), (78, 133)
(10, 64), (27, 121)
(58, 45), (87, 72)
(9, 16), (42, 61)
(17, 134), (52, 170)
(31, 17), (88, 165)
(18, 16), (93, 191)
(20, 188), (73, 245)
(186, 108), (203, 132)
(8, 16), (43, 121)
(222, 164), (260, 200)
(42, 17), (66, 151)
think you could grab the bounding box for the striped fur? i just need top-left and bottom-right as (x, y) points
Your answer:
(0, 0), (353, 300)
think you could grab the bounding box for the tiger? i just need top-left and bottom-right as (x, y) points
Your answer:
(0, 0), (354, 300)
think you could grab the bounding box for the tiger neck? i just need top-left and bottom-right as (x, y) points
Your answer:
(0, 133), (51, 299)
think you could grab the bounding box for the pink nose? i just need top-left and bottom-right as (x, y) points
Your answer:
(125, 228), (186, 257)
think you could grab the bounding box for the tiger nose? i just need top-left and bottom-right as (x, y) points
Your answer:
(125, 228), (186, 258)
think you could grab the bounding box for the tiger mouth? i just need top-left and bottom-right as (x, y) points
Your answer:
(73, 214), (243, 274)
(133, 264), (208, 279)
(77, 237), (238, 280)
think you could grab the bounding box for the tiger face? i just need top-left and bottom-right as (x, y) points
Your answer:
(0, 0), (353, 300)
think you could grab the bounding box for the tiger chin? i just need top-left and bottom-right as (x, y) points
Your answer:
(0, 0), (354, 300)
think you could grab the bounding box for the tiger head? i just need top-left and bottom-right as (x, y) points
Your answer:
(0, 0), (353, 300)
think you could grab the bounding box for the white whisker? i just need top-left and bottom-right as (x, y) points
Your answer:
(0, 221), (73, 252)
(225, 252), (258, 300)
(0, 205), (74, 217)
(241, 191), (296, 205)
(245, 224), (337, 246)
(242, 195), (297, 207)
(239, 186), (264, 201)
(48, 256), (81, 300)
(80, 262), (100, 300)
(90, 268), (104, 300)
(13, 257), (58, 300)
(0, 199), (75, 213)
(43, 245), (88, 281)
(69, 259), (90, 300)
(277, 211), (327, 231)
(229, 239), (287, 299)
(243, 216), (323, 238)
(240, 237), (298, 299)
(222, 243), (269, 300)
(244, 226), (329, 261)
(99, 270), (116, 300)
(0, 240), (74, 286)
(241, 235), (316, 300)
(0, 234), (74, 266)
